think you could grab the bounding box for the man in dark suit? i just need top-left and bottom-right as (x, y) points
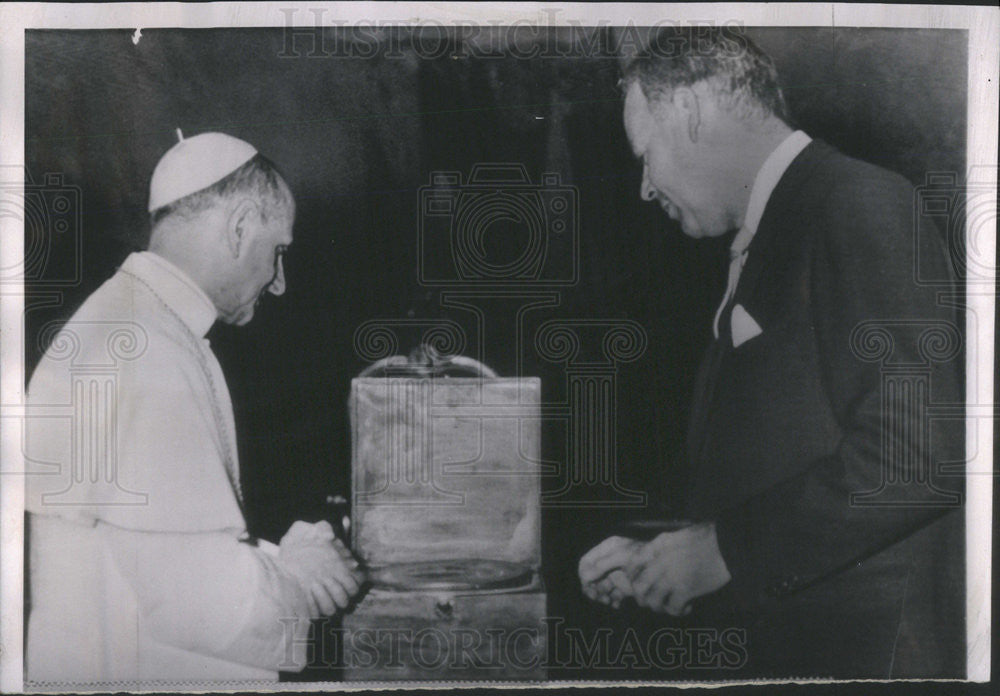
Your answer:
(578, 28), (964, 678)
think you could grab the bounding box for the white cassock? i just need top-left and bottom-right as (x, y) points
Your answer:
(24, 251), (313, 688)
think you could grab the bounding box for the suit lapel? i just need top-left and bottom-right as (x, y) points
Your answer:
(731, 140), (831, 314)
(686, 141), (832, 473)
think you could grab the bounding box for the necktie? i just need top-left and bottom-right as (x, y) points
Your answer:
(712, 228), (751, 340)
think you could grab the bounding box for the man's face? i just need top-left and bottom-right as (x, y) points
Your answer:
(220, 199), (295, 326)
(623, 82), (728, 239)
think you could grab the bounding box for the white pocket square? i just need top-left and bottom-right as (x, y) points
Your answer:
(731, 303), (763, 348)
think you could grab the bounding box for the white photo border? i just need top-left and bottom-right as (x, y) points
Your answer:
(1, 2), (996, 690)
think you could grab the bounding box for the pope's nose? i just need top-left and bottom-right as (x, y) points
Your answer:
(640, 165), (657, 202)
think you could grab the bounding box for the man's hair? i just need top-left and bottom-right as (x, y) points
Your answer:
(622, 26), (789, 123)
(150, 153), (291, 228)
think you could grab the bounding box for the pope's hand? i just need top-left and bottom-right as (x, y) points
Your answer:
(578, 522), (732, 616)
(279, 520), (364, 618)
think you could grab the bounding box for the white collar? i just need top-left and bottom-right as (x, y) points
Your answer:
(121, 251), (218, 337)
(731, 130), (812, 254)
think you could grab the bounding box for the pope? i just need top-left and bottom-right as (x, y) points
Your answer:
(25, 131), (362, 686)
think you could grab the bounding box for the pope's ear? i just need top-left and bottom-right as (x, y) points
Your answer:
(225, 198), (259, 259)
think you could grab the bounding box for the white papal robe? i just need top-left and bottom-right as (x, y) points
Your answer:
(25, 252), (313, 688)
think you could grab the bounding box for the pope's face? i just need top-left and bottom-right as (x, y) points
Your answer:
(220, 201), (294, 326)
(623, 82), (728, 239)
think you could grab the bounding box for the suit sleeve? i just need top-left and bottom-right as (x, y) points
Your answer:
(712, 168), (964, 609)
(102, 523), (315, 672)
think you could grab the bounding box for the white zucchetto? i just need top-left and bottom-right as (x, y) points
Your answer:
(148, 131), (258, 212)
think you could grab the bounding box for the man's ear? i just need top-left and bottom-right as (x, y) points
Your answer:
(670, 87), (702, 143)
(226, 198), (259, 259)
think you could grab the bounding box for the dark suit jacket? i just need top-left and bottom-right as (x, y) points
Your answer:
(683, 140), (965, 678)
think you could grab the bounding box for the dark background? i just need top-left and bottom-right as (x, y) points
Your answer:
(24, 26), (966, 679)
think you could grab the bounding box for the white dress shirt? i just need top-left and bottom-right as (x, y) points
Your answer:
(713, 130), (813, 338)
(25, 252), (311, 687)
